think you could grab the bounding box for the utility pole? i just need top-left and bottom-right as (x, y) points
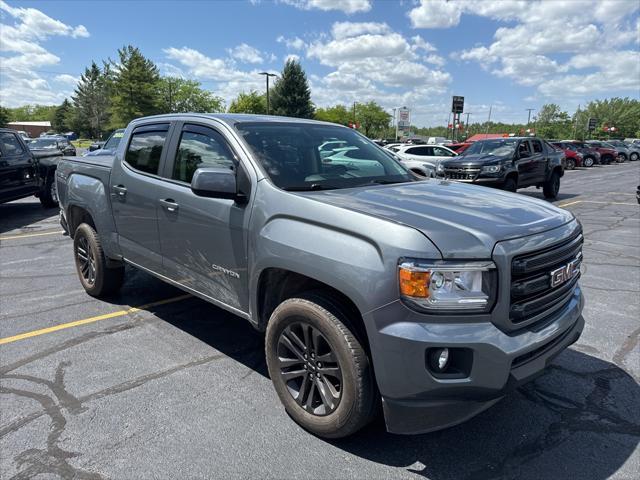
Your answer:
(526, 108), (535, 126)
(167, 79), (173, 112)
(259, 72), (277, 115)
(465, 112), (472, 138)
(353, 102), (356, 126)
(573, 104), (580, 139)
(485, 105), (492, 134)
(447, 112), (452, 140)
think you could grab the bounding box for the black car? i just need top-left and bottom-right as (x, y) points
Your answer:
(0, 128), (61, 207)
(437, 137), (564, 199)
(29, 136), (76, 156)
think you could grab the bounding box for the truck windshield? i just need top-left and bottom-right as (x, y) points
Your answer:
(464, 139), (518, 156)
(235, 123), (414, 191)
(29, 138), (58, 149)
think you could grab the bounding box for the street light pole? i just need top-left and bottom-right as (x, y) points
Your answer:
(526, 108), (535, 126)
(465, 112), (472, 137)
(259, 72), (277, 115)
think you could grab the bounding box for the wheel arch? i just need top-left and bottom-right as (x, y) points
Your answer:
(256, 267), (370, 351)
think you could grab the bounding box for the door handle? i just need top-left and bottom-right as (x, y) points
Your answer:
(159, 198), (179, 212)
(112, 185), (127, 197)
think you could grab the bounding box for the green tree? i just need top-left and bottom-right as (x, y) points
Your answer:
(270, 60), (314, 118)
(5, 104), (57, 122)
(533, 104), (572, 139)
(0, 106), (10, 127)
(158, 77), (224, 113)
(315, 105), (351, 125)
(110, 45), (160, 126)
(70, 62), (111, 138)
(581, 97), (640, 139)
(52, 99), (72, 132)
(228, 90), (267, 114)
(354, 101), (391, 138)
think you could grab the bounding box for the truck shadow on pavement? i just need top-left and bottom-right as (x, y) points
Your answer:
(0, 200), (59, 234)
(330, 348), (640, 480)
(156, 296), (639, 480)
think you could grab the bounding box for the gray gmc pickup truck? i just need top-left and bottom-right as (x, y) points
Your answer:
(56, 114), (585, 438)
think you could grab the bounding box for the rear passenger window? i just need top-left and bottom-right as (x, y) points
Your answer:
(125, 127), (168, 175)
(532, 140), (543, 153)
(172, 127), (235, 184)
(0, 133), (25, 155)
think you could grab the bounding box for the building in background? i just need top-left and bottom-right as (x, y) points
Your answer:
(6, 121), (52, 138)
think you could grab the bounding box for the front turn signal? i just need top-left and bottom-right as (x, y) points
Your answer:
(399, 268), (430, 298)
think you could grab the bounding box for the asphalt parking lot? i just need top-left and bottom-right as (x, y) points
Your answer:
(1, 162), (638, 479)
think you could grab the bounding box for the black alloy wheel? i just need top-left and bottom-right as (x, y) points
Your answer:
(76, 235), (97, 286)
(277, 322), (342, 415)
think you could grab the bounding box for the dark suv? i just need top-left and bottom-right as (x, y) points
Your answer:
(0, 128), (60, 207)
(437, 137), (564, 198)
(28, 136), (76, 156)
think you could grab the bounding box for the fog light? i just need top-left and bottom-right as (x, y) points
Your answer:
(429, 347), (449, 372)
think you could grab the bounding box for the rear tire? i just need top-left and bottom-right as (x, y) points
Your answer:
(265, 293), (376, 439)
(630, 152), (639, 161)
(503, 176), (517, 192)
(565, 158), (575, 170)
(73, 223), (124, 297)
(543, 171), (560, 199)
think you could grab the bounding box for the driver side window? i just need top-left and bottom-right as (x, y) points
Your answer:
(518, 141), (531, 157)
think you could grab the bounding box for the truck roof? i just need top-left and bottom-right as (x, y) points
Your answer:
(129, 113), (335, 128)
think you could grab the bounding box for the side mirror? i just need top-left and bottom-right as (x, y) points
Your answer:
(191, 167), (237, 200)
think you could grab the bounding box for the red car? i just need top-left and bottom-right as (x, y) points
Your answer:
(579, 141), (617, 164)
(448, 142), (472, 153)
(551, 142), (583, 170)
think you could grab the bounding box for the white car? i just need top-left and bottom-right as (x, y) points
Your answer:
(382, 148), (436, 178)
(388, 144), (458, 169)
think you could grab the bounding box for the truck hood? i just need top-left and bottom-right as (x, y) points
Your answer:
(302, 180), (574, 258)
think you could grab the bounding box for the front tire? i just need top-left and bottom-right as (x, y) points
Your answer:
(543, 171), (560, 199)
(73, 223), (124, 297)
(630, 152), (639, 161)
(265, 294), (376, 438)
(583, 156), (594, 168)
(39, 175), (58, 208)
(565, 158), (575, 170)
(503, 176), (517, 192)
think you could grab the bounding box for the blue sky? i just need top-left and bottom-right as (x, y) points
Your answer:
(1, 0), (639, 126)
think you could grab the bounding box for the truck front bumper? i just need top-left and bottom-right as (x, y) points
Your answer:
(364, 287), (584, 435)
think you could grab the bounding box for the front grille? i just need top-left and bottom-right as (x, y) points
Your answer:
(444, 167), (480, 180)
(510, 230), (583, 324)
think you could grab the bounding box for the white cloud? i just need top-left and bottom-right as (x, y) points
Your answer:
(276, 35), (306, 50)
(163, 46), (276, 103)
(284, 53), (301, 63)
(426, 0), (640, 98)
(227, 43), (264, 64)
(54, 74), (79, 86)
(305, 20), (451, 118)
(279, 0), (371, 14)
(0, 1), (89, 106)
(408, 0), (463, 29)
(308, 33), (410, 65)
(331, 21), (391, 40)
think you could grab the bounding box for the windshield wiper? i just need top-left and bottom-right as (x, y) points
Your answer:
(283, 184), (339, 191)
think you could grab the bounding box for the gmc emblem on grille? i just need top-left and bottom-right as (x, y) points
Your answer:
(550, 259), (578, 288)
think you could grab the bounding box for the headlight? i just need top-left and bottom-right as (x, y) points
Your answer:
(481, 165), (502, 173)
(399, 260), (496, 313)
(436, 163), (444, 173)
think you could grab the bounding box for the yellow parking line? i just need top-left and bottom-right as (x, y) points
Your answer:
(558, 200), (582, 208)
(580, 200), (637, 206)
(0, 230), (63, 241)
(0, 294), (191, 345)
